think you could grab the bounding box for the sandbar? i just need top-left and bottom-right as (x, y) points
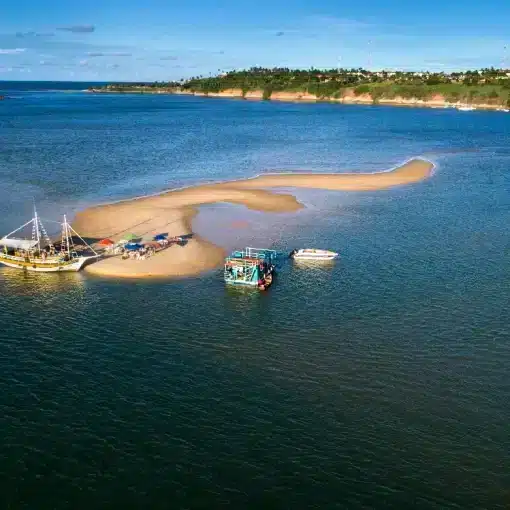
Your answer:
(74, 158), (433, 279)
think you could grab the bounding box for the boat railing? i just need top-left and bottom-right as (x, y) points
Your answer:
(224, 255), (262, 283)
(0, 252), (71, 264)
(224, 269), (253, 283)
(229, 247), (279, 261)
(246, 247), (278, 259)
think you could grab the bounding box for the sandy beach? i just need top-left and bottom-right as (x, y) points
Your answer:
(74, 158), (433, 278)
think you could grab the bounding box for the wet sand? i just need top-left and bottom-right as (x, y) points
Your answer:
(74, 159), (433, 278)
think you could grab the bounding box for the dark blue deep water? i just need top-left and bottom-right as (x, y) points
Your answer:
(1, 84), (509, 509)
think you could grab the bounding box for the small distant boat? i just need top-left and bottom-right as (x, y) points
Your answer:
(457, 105), (476, 111)
(290, 249), (338, 261)
(0, 207), (98, 272)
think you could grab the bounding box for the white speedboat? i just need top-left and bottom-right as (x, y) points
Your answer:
(290, 248), (338, 261)
(457, 105), (475, 111)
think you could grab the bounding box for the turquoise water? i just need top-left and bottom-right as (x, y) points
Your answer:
(1, 83), (510, 509)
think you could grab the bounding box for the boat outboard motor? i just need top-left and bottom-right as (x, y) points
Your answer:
(289, 249), (297, 258)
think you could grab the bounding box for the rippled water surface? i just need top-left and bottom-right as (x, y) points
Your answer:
(1, 82), (510, 509)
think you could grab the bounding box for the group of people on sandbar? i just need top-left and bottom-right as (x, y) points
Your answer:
(121, 245), (157, 261)
(115, 235), (182, 262)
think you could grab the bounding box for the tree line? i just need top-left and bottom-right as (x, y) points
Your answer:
(95, 67), (510, 105)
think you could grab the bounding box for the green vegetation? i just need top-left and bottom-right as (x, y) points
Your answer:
(92, 67), (510, 106)
(92, 81), (181, 93)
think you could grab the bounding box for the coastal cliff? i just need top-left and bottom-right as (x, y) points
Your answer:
(177, 88), (507, 109)
(89, 86), (509, 111)
(89, 67), (510, 110)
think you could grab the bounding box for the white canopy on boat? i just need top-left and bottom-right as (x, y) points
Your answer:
(0, 238), (38, 250)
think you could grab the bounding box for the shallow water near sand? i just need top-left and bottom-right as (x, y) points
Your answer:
(1, 82), (510, 509)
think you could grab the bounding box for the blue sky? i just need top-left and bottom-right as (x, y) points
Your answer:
(1, 0), (510, 81)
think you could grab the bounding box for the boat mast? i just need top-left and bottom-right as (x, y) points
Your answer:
(31, 203), (53, 252)
(67, 224), (98, 256)
(63, 215), (71, 257)
(33, 205), (41, 252)
(3, 218), (36, 240)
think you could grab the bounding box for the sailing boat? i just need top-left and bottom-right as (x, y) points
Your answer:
(0, 207), (98, 272)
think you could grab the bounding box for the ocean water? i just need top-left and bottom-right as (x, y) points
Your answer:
(1, 82), (510, 509)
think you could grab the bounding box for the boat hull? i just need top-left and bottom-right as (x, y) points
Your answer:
(293, 255), (338, 261)
(0, 255), (94, 272)
(225, 280), (259, 286)
(291, 249), (338, 261)
(225, 277), (273, 290)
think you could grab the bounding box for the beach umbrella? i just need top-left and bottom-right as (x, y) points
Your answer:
(98, 238), (114, 246)
(153, 233), (168, 241)
(125, 243), (143, 251)
(123, 233), (139, 241)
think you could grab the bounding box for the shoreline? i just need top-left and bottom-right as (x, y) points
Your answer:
(74, 159), (434, 279)
(83, 156), (435, 210)
(88, 87), (509, 112)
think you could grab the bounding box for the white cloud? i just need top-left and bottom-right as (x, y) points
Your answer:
(87, 52), (132, 57)
(0, 48), (26, 54)
(16, 31), (55, 38)
(57, 25), (95, 33)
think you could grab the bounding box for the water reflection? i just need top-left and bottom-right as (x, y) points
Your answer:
(287, 259), (338, 288)
(223, 282), (268, 304)
(0, 266), (86, 297)
(290, 259), (337, 271)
